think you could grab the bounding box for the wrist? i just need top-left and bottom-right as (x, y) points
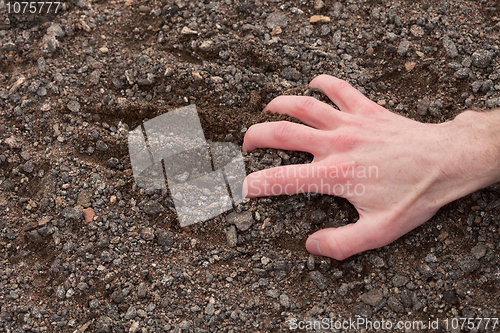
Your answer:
(450, 109), (500, 187)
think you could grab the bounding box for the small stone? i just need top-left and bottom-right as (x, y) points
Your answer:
(314, 0), (324, 10)
(96, 140), (108, 151)
(67, 100), (81, 113)
(111, 288), (124, 303)
(90, 69), (101, 85)
(107, 157), (120, 168)
(309, 271), (328, 290)
(2, 179), (14, 191)
(397, 40), (410, 56)
(56, 285), (66, 299)
(41, 34), (59, 53)
(181, 26), (198, 35)
(405, 61), (416, 72)
(205, 302), (215, 316)
(457, 255), (480, 273)
(266, 12), (288, 29)
(417, 98), (431, 115)
(370, 256), (385, 268)
(5, 136), (21, 149)
(429, 101), (442, 117)
(124, 306), (137, 320)
(9, 77), (25, 95)
(387, 296), (404, 313)
(338, 284), (348, 296)
(83, 208), (95, 223)
(23, 161), (34, 173)
(454, 68), (471, 79)
(156, 229), (174, 246)
(310, 209), (326, 225)
(178, 321), (190, 330)
(226, 211), (254, 231)
(47, 24), (64, 38)
(392, 274), (408, 287)
(307, 255), (315, 270)
(471, 50), (493, 68)
(310, 15), (330, 23)
(141, 200), (164, 215)
(199, 40), (214, 51)
(281, 67), (301, 81)
(76, 0), (91, 9)
(410, 25), (425, 37)
(95, 317), (112, 333)
(137, 282), (147, 298)
(63, 207), (84, 221)
(141, 227), (155, 241)
(77, 190), (92, 207)
(280, 294), (290, 308)
(442, 36), (458, 58)
(471, 243), (486, 259)
(359, 288), (384, 307)
(226, 225), (237, 247)
(129, 321), (140, 333)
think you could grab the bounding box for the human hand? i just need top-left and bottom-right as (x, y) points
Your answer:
(242, 74), (500, 260)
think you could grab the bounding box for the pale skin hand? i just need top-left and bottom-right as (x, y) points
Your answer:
(242, 74), (500, 260)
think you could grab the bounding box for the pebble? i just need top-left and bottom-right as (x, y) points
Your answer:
(457, 255), (480, 273)
(410, 25), (425, 37)
(226, 211), (254, 231)
(471, 243), (486, 259)
(417, 98), (430, 115)
(397, 40), (410, 56)
(141, 200), (164, 215)
(63, 207), (84, 221)
(266, 12), (289, 29)
(359, 288), (384, 307)
(96, 140), (108, 151)
(226, 225), (237, 247)
(83, 208), (95, 223)
(471, 49), (493, 68)
(47, 24), (64, 38)
(67, 100), (81, 113)
(309, 271), (328, 290)
(310, 209), (327, 225)
(141, 227), (155, 241)
(391, 274), (408, 287)
(310, 15), (330, 23)
(454, 68), (470, 79)
(156, 229), (174, 246)
(442, 36), (458, 58)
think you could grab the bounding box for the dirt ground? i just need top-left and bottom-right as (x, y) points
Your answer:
(1, 0), (500, 332)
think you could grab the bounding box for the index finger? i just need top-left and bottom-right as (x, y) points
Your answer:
(309, 75), (376, 114)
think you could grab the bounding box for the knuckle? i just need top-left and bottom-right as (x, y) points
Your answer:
(334, 78), (353, 93)
(296, 97), (318, 115)
(331, 131), (357, 151)
(273, 121), (295, 142)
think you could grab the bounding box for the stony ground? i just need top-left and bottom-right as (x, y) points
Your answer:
(1, 0), (500, 332)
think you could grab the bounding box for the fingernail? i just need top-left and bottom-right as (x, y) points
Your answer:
(242, 178), (248, 198)
(307, 239), (323, 256)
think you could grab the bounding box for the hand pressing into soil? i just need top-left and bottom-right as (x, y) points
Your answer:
(242, 74), (500, 260)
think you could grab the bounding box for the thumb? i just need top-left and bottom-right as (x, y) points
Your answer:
(305, 214), (396, 260)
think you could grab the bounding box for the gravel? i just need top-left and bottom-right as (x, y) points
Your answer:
(0, 0), (499, 332)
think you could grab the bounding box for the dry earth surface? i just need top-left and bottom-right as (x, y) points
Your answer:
(1, 0), (500, 332)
